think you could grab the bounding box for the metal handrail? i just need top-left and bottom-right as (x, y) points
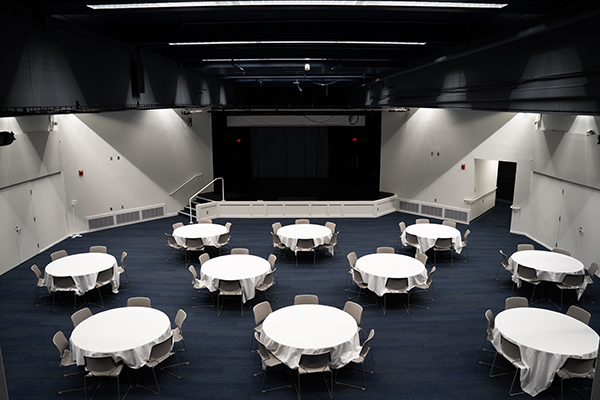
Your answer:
(464, 187), (497, 205)
(188, 177), (225, 223)
(169, 173), (203, 196)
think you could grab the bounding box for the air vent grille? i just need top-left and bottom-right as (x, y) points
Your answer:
(87, 216), (114, 230)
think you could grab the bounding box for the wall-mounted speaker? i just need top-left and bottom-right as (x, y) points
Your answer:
(131, 61), (145, 95)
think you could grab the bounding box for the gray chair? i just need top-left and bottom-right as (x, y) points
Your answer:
(83, 355), (131, 400)
(343, 300), (364, 339)
(172, 222), (184, 230)
(295, 219), (310, 224)
(517, 244), (534, 252)
(197, 218), (212, 224)
(325, 221), (336, 233)
(272, 233), (287, 260)
(127, 296), (151, 308)
(415, 218), (430, 224)
(517, 265), (541, 304)
(117, 251), (129, 286)
(348, 268), (370, 303)
(297, 352), (333, 400)
(230, 248), (250, 255)
(550, 273), (585, 310)
(94, 266), (116, 307)
(552, 247), (571, 256)
(412, 266), (436, 308)
(251, 301), (273, 353)
(490, 336), (526, 396)
(199, 253), (210, 265)
(376, 246), (394, 254)
(271, 222), (282, 234)
(137, 336), (181, 395)
(321, 232), (338, 259)
(295, 239), (316, 268)
(405, 232), (421, 253)
(383, 277), (410, 315)
(165, 233), (184, 262)
(31, 264), (51, 306)
(396, 221), (407, 253)
(505, 296), (528, 309)
(51, 250), (68, 261)
(267, 254), (277, 270)
(53, 331), (84, 394)
(170, 309), (190, 365)
(345, 252), (358, 292)
(415, 252), (428, 266)
(216, 231), (231, 255)
(71, 307), (92, 328)
(52, 275), (77, 311)
(460, 229), (470, 262)
(477, 309), (497, 366)
(217, 280), (244, 317)
(432, 237), (453, 266)
(89, 245), (107, 253)
(442, 220), (456, 228)
(496, 250), (512, 282)
(584, 262), (598, 303)
(256, 268), (280, 303)
(294, 294), (319, 305)
(184, 238), (204, 263)
(188, 265), (214, 308)
(334, 329), (375, 390)
(555, 357), (596, 400)
(566, 305), (591, 325)
(252, 332), (294, 393)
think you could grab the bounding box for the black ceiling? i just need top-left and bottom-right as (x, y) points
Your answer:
(2, 0), (599, 109)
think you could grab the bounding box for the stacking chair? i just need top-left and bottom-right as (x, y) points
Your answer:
(555, 357), (596, 400)
(117, 251), (130, 288)
(415, 218), (430, 224)
(53, 331), (84, 394)
(89, 245), (107, 253)
(271, 233), (288, 261)
(517, 244), (534, 252)
(405, 232), (420, 254)
(216, 230), (231, 255)
(412, 266), (436, 308)
(325, 221), (336, 233)
(583, 262), (598, 303)
(477, 309), (497, 366)
(256, 268), (280, 303)
(51, 250), (68, 261)
(459, 229), (470, 262)
(552, 247), (571, 256)
(199, 253), (210, 266)
(31, 264), (51, 306)
(396, 221), (407, 253)
(225, 221), (232, 232)
(345, 252), (358, 292)
(321, 232), (338, 259)
(165, 233), (184, 262)
(251, 301), (273, 353)
(517, 265), (542, 304)
(188, 265), (214, 308)
(566, 305), (591, 325)
(348, 268), (370, 304)
(295, 219), (310, 224)
(297, 352), (333, 400)
(137, 336), (181, 395)
(383, 278), (410, 315)
(415, 252), (428, 266)
(252, 332), (294, 393)
(52, 275), (77, 312)
(93, 266), (116, 307)
(217, 280), (244, 317)
(271, 222), (282, 234)
(267, 254), (277, 270)
(127, 296), (151, 308)
(334, 329), (375, 390)
(496, 250), (512, 283)
(184, 238), (204, 264)
(376, 247), (394, 254)
(294, 294), (319, 305)
(172, 222), (184, 230)
(71, 307), (92, 328)
(84, 355), (131, 400)
(442, 220), (456, 228)
(295, 239), (316, 268)
(197, 218), (212, 224)
(432, 238), (453, 266)
(549, 273), (585, 310)
(230, 248), (250, 255)
(170, 309), (190, 365)
(490, 336), (526, 396)
(342, 301), (364, 340)
(505, 296), (528, 309)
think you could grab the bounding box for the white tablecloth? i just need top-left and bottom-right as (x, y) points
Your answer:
(260, 304), (360, 370)
(70, 307), (172, 369)
(492, 307), (599, 397)
(199, 254), (270, 302)
(509, 250), (586, 298)
(355, 253), (427, 297)
(277, 224), (333, 252)
(45, 253), (119, 296)
(173, 223), (228, 247)
(401, 224), (463, 254)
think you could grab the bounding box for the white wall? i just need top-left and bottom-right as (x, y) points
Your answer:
(470, 158), (498, 220)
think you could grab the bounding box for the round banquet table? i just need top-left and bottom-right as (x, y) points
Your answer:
(199, 254), (271, 302)
(173, 223), (228, 247)
(45, 253), (119, 296)
(401, 223), (463, 254)
(491, 307), (599, 397)
(509, 250), (586, 297)
(70, 307), (172, 369)
(260, 304), (360, 370)
(276, 224), (333, 252)
(355, 253), (427, 297)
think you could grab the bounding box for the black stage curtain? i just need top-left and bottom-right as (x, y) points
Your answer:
(251, 126), (329, 178)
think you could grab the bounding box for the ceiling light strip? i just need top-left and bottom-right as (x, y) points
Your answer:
(171, 40), (426, 45)
(88, 1), (508, 10)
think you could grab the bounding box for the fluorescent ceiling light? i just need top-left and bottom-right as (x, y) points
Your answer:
(202, 58), (328, 61)
(171, 40), (426, 46)
(88, 1), (508, 10)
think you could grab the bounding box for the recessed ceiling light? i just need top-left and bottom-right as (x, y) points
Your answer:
(171, 40), (426, 46)
(88, 1), (507, 10)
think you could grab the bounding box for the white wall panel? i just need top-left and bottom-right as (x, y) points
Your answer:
(527, 173), (562, 248)
(31, 174), (68, 250)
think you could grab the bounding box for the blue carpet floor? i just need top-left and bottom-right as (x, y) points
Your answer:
(0, 203), (597, 400)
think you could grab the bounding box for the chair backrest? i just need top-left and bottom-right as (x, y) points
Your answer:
(343, 301), (363, 325)
(53, 331), (69, 356)
(51, 250), (68, 261)
(199, 253), (210, 265)
(254, 332), (273, 362)
(84, 355), (119, 374)
(399, 221), (406, 234)
(267, 254), (277, 269)
(149, 336), (173, 362)
(31, 264), (42, 281)
(298, 352), (331, 371)
(172, 222), (184, 230)
(552, 247), (571, 256)
(415, 252), (428, 266)
(89, 245), (107, 253)
(518, 265), (537, 280)
(566, 305), (591, 325)
(406, 233), (419, 245)
(230, 248), (249, 255)
(296, 239), (315, 250)
(174, 309), (187, 331)
(517, 244), (534, 252)
(560, 357), (596, 375)
(96, 267), (114, 285)
(217, 232), (230, 245)
(166, 233), (179, 246)
(434, 237), (452, 249)
(347, 252), (357, 268)
(588, 262), (599, 278)
(225, 222), (232, 232)
(295, 219), (310, 224)
(485, 309), (494, 340)
(326, 232), (338, 246)
(426, 266), (437, 285)
(505, 296), (529, 309)
(325, 221), (336, 233)
(253, 301), (273, 325)
(562, 273), (585, 287)
(294, 294), (319, 305)
(359, 329), (375, 358)
(385, 277), (409, 291)
(416, 218), (430, 224)
(218, 279), (241, 292)
(272, 222), (282, 234)
(197, 218), (212, 224)
(499, 250), (509, 267)
(463, 229), (471, 244)
(376, 247), (395, 254)
(189, 265), (198, 280)
(500, 336), (521, 362)
(71, 307), (92, 328)
(261, 270), (275, 287)
(127, 296), (151, 307)
(442, 220), (456, 228)
(120, 251), (127, 267)
(53, 275), (75, 290)
(352, 268), (365, 285)
(272, 233), (283, 246)
(186, 238), (204, 249)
